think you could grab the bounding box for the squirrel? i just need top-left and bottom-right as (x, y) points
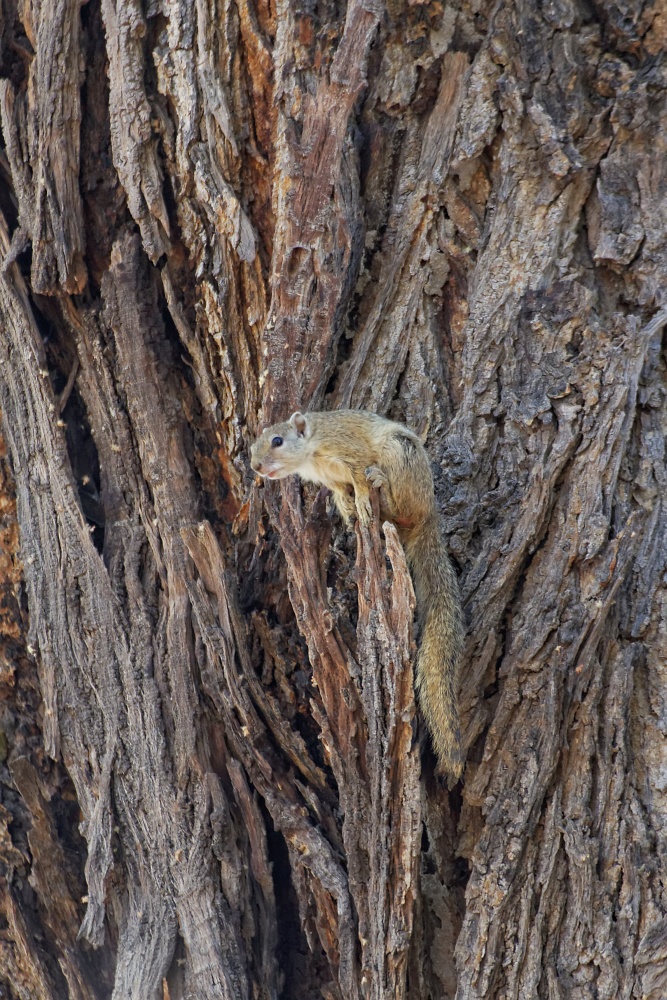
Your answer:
(250, 409), (465, 779)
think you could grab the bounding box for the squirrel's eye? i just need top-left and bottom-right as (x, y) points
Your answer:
(271, 436), (283, 448)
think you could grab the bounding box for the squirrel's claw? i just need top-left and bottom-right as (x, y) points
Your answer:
(365, 465), (388, 489)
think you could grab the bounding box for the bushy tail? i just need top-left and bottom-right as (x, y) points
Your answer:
(405, 515), (465, 779)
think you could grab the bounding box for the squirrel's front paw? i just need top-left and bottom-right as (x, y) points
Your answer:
(365, 465), (388, 490)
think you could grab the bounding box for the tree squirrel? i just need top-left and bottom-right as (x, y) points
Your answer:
(250, 410), (465, 779)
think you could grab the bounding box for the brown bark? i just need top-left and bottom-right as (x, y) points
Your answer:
(0, 0), (665, 998)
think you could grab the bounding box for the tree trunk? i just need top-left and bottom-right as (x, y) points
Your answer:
(0, 0), (665, 997)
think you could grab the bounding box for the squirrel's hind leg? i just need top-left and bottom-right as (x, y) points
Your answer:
(349, 471), (372, 526)
(365, 465), (400, 521)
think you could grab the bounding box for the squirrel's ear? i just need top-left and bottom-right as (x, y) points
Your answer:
(289, 411), (310, 438)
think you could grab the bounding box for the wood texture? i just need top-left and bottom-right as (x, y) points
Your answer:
(0, 0), (665, 997)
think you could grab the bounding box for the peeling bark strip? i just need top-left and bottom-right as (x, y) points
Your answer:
(263, 0), (384, 416)
(0, 0), (667, 997)
(0, 0), (86, 292)
(31, 0), (87, 293)
(337, 50), (469, 412)
(101, 0), (170, 261)
(265, 486), (421, 998)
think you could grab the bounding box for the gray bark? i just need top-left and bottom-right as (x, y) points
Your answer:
(0, 0), (665, 998)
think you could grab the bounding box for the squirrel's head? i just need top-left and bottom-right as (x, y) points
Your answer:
(250, 411), (313, 479)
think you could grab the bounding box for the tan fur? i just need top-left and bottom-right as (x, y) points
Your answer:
(251, 410), (465, 779)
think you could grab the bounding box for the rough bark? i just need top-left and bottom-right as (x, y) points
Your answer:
(0, 0), (665, 998)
